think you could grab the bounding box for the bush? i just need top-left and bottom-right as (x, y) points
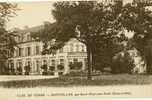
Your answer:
(10, 67), (15, 75)
(41, 64), (48, 75)
(17, 66), (22, 75)
(111, 52), (135, 74)
(58, 72), (63, 76)
(24, 65), (31, 75)
(66, 71), (86, 76)
(69, 62), (82, 70)
(57, 64), (64, 70)
(49, 72), (54, 75)
(49, 66), (55, 71)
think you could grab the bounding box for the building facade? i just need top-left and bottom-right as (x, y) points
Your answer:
(7, 26), (87, 76)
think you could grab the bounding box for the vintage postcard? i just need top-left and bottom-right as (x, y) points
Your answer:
(0, 0), (152, 100)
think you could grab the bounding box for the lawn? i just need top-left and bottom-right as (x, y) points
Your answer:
(0, 74), (152, 88)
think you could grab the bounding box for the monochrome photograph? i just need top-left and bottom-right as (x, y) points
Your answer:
(0, 0), (152, 99)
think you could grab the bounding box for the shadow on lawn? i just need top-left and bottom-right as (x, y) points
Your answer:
(0, 74), (152, 88)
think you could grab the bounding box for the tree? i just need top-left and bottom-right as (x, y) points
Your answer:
(119, 2), (152, 74)
(93, 41), (124, 72)
(32, 1), (126, 79)
(41, 64), (48, 75)
(111, 51), (135, 74)
(69, 62), (82, 70)
(0, 3), (18, 74)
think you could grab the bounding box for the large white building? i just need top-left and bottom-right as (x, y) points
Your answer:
(7, 26), (87, 75)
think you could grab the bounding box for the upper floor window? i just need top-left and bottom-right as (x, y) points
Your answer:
(19, 61), (22, 67)
(43, 60), (47, 66)
(59, 48), (63, 53)
(18, 48), (22, 57)
(60, 59), (64, 65)
(82, 45), (85, 52)
(17, 36), (22, 42)
(27, 61), (31, 66)
(51, 60), (55, 66)
(16, 49), (18, 57)
(27, 34), (31, 41)
(27, 47), (31, 56)
(70, 43), (73, 52)
(36, 46), (40, 55)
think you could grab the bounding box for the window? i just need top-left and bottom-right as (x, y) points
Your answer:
(84, 58), (88, 67)
(59, 48), (63, 53)
(18, 48), (21, 56)
(16, 49), (18, 57)
(51, 60), (55, 66)
(18, 48), (23, 56)
(49, 66), (55, 71)
(73, 58), (78, 62)
(36, 46), (40, 55)
(27, 61), (31, 66)
(27, 34), (31, 41)
(60, 59), (64, 65)
(10, 61), (14, 71)
(17, 36), (21, 42)
(36, 60), (40, 72)
(58, 72), (63, 75)
(43, 60), (47, 65)
(82, 45), (85, 52)
(19, 62), (22, 68)
(27, 47), (31, 56)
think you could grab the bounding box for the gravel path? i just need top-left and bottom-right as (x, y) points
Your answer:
(0, 75), (58, 82)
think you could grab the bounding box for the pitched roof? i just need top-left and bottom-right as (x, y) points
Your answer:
(20, 25), (44, 33)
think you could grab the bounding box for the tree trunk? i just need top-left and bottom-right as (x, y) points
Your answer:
(145, 46), (152, 74)
(87, 45), (92, 80)
(92, 47), (95, 72)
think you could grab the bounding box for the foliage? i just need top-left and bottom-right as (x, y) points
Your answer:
(49, 66), (55, 71)
(17, 66), (22, 75)
(93, 40), (124, 71)
(145, 43), (152, 74)
(24, 65), (31, 75)
(41, 64), (48, 71)
(0, 3), (18, 57)
(41, 64), (48, 75)
(119, 2), (152, 74)
(111, 52), (135, 74)
(65, 71), (87, 77)
(32, 1), (125, 79)
(0, 3), (18, 74)
(9, 66), (15, 75)
(57, 64), (64, 70)
(69, 62), (82, 70)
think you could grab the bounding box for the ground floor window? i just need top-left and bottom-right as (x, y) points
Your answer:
(51, 59), (55, 66)
(36, 60), (40, 73)
(60, 59), (64, 66)
(58, 72), (63, 75)
(69, 61), (82, 70)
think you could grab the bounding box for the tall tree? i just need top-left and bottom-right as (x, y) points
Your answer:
(32, 1), (125, 79)
(0, 3), (18, 74)
(119, 2), (152, 74)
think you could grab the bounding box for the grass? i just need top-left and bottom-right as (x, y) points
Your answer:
(0, 74), (152, 88)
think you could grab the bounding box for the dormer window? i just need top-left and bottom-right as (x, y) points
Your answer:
(76, 44), (79, 52)
(27, 34), (31, 41)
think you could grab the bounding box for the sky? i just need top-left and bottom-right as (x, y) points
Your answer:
(6, 1), (135, 38)
(6, 0), (135, 30)
(7, 2), (55, 30)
